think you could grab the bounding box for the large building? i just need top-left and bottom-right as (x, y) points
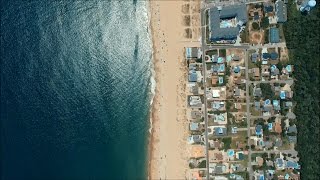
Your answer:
(209, 4), (248, 42)
(275, 0), (287, 23)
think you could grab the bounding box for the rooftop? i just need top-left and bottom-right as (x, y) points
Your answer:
(276, 0), (287, 23)
(270, 27), (280, 43)
(209, 4), (248, 41)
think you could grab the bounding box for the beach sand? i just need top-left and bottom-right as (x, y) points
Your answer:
(148, 0), (201, 179)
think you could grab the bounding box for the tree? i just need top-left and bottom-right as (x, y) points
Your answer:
(251, 145), (256, 150)
(261, 17), (269, 29)
(252, 22), (260, 30)
(260, 83), (275, 99)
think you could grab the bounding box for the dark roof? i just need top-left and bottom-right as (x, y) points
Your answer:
(270, 52), (278, 60)
(270, 27), (280, 43)
(276, 0), (287, 23)
(264, 5), (274, 13)
(262, 53), (271, 59)
(209, 4), (248, 41)
(254, 12), (259, 20)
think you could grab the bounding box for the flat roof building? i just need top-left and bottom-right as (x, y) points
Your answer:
(270, 27), (280, 43)
(209, 4), (248, 41)
(276, 0), (287, 23)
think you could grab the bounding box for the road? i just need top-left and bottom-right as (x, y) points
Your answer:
(244, 49), (253, 180)
(200, 7), (210, 179)
(251, 149), (297, 154)
(248, 79), (294, 86)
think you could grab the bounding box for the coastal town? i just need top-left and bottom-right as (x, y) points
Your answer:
(184, 0), (313, 179)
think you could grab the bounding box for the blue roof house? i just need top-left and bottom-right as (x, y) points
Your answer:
(276, 158), (285, 169)
(286, 65), (292, 73)
(189, 72), (198, 82)
(270, 52), (278, 60)
(234, 66), (241, 73)
(256, 125), (263, 136)
(190, 122), (199, 131)
(280, 91), (286, 99)
(251, 53), (259, 62)
(218, 76), (224, 84)
(273, 100), (281, 111)
(270, 27), (280, 43)
(286, 161), (300, 169)
(264, 5), (274, 13)
(262, 53), (271, 60)
(215, 127), (227, 136)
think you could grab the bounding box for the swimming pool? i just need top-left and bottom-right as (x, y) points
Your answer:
(220, 20), (233, 28)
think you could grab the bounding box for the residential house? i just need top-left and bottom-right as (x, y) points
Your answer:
(190, 85), (199, 94)
(253, 88), (262, 97)
(189, 71), (198, 82)
(212, 101), (225, 111)
(233, 66), (241, 74)
(262, 66), (270, 76)
(186, 47), (200, 59)
(288, 136), (297, 143)
(251, 53), (259, 63)
(209, 140), (223, 149)
(189, 96), (202, 107)
(271, 65), (280, 79)
(270, 52), (278, 60)
(191, 111), (202, 120)
(285, 101), (293, 108)
(212, 164), (227, 174)
(255, 101), (261, 110)
(273, 100), (281, 111)
(215, 127), (227, 136)
(256, 125), (263, 136)
(188, 135), (202, 144)
(286, 160), (300, 169)
(190, 122), (200, 131)
(275, 158), (285, 170)
(234, 87), (242, 97)
(287, 125), (297, 134)
(213, 113), (228, 125)
(253, 68), (260, 78)
(212, 75), (218, 86)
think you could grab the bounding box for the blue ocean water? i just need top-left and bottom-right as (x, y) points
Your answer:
(1, 1), (153, 180)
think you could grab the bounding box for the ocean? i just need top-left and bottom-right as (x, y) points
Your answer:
(1, 1), (153, 179)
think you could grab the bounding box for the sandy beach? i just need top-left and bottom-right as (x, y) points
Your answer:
(148, 0), (201, 179)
